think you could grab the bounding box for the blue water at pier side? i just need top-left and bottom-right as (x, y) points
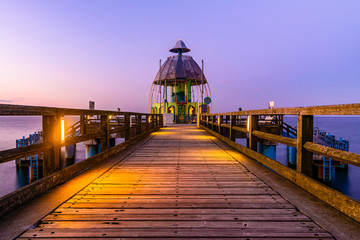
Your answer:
(0, 116), (359, 202)
(281, 116), (360, 201)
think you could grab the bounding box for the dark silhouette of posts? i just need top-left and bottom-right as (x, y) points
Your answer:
(230, 115), (236, 141)
(297, 115), (313, 177)
(218, 115), (223, 134)
(100, 115), (109, 152)
(136, 115), (142, 135)
(80, 115), (85, 135)
(212, 116), (215, 132)
(146, 115), (150, 131)
(248, 115), (258, 151)
(42, 115), (61, 177)
(124, 114), (131, 141)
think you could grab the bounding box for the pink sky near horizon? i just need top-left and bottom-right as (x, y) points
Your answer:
(1, 1), (360, 113)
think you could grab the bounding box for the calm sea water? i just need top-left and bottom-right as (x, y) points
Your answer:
(0, 116), (359, 201)
(0, 116), (87, 197)
(236, 116), (360, 202)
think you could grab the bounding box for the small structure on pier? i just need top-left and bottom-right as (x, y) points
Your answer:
(149, 40), (212, 123)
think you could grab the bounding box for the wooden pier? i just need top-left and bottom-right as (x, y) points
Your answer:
(1, 103), (360, 239)
(15, 125), (335, 239)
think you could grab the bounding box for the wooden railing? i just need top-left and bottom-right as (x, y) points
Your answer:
(199, 103), (360, 222)
(0, 104), (162, 176)
(0, 103), (162, 216)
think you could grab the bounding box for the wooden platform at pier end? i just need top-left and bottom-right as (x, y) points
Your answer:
(14, 125), (339, 239)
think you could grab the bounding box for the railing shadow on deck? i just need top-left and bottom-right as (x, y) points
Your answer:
(0, 104), (162, 216)
(200, 103), (360, 223)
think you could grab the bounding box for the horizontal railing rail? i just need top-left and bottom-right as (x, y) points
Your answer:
(0, 103), (162, 176)
(199, 103), (360, 223)
(0, 103), (163, 216)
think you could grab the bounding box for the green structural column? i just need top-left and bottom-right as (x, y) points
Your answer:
(187, 81), (191, 102)
(171, 86), (175, 102)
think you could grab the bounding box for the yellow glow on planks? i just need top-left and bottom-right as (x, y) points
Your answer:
(187, 135), (217, 140)
(61, 119), (65, 141)
(151, 131), (175, 135)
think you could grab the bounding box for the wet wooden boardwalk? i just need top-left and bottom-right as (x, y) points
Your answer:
(18, 126), (334, 239)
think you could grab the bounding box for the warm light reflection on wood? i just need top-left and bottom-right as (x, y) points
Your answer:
(61, 119), (65, 141)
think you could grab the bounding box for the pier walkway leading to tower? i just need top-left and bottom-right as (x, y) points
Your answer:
(12, 125), (358, 239)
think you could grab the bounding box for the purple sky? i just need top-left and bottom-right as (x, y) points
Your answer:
(1, 1), (360, 113)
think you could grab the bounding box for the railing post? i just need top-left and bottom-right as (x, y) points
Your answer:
(100, 115), (109, 152)
(296, 115), (313, 177)
(151, 114), (154, 129)
(146, 115), (150, 130)
(42, 115), (61, 177)
(124, 114), (131, 141)
(160, 114), (163, 127)
(248, 115), (258, 151)
(211, 115), (215, 131)
(206, 115), (209, 128)
(80, 115), (85, 135)
(230, 114), (236, 141)
(218, 115), (223, 135)
(136, 114), (142, 135)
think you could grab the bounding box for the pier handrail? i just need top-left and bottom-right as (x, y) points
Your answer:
(0, 103), (162, 216)
(199, 103), (360, 223)
(0, 103), (162, 171)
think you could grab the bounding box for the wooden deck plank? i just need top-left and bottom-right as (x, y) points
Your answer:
(20, 229), (333, 238)
(18, 238), (335, 240)
(17, 126), (334, 239)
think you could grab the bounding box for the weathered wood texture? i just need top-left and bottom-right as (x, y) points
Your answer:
(248, 115), (258, 151)
(0, 143), (52, 164)
(296, 115), (313, 177)
(201, 125), (360, 224)
(0, 103), (151, 116)
(203, 103), (360, 116)
(304, 142), (360, 167)
(0, 127), (160, 217)
(0, 104), (161, 165)
(252, 130), (297, 147)
(42, 115), (62, 176)
(18, 126), (333, 239)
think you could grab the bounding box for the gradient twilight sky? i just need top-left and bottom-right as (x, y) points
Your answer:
(1, 1), (360, 113)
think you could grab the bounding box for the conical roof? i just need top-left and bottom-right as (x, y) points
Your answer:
(154, 55), (206, 85)
(169, 39), (191, 53)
